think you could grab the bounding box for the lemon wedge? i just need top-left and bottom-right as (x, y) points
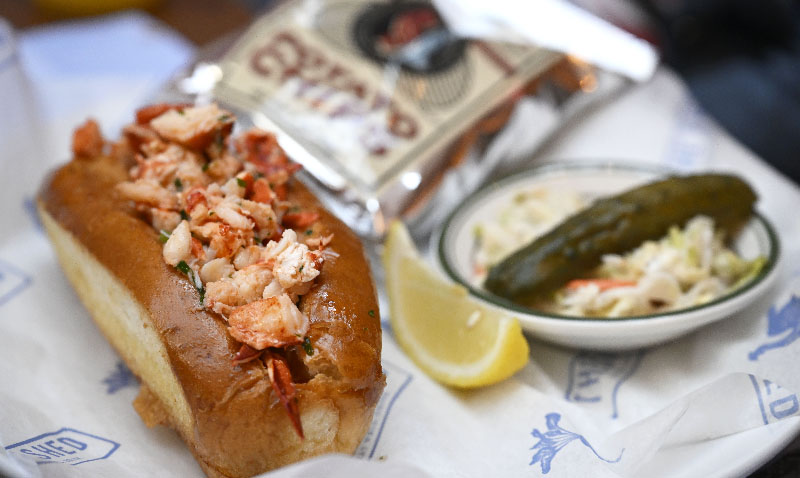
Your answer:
(383, 220), (529, 388)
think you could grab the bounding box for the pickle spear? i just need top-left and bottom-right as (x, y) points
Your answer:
(483, 173), (757, 306)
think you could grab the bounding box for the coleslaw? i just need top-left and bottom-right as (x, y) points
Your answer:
(472, 188), (765, 318)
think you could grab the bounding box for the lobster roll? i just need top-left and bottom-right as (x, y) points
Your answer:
(37, 104), (385, 478)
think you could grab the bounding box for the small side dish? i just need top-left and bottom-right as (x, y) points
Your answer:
(438, 163), (780, 350)
(475, 184), (765, 318)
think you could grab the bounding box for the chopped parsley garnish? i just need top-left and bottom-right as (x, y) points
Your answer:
(236, 177), (247, 188)
(218, 114), (231, 122)
(208, 210), (215, 216)
(174, 177), (183, 191)
(305, 229), (313, 236)
(158, 230), (171, 244)
(177, 109), (185, 115)
(176, 261), (205, 304)
(180, 209), (190, 221)
(201, 162), (209, 172)
(302, 337), (314, 356)
(368, 310), (375, 317)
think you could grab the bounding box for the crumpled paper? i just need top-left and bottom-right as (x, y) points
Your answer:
(3, 10), (800, 478)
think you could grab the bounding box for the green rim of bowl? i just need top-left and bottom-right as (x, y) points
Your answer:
(437, 161), (781, 323)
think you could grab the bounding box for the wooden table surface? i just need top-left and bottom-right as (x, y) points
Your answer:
(0, 0), (255, 45)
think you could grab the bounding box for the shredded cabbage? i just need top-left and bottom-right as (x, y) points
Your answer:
(473, 191), (764, 318)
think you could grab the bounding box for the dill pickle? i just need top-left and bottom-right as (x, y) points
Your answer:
(484, 174), (757, 305)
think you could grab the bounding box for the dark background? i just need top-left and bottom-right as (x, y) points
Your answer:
(636, 0), (800, 186)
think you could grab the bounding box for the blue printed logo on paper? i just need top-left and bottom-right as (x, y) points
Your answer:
(529, 413), (623, 474)
(749, 296), (800, 361)
(565, 351), (643, 419)
(102, 360), (138, 394)
(5, 428), (120, 466)
(749, 375), (800, 425)
(0, 259), (33, 307)
(354, 360), (412, 459)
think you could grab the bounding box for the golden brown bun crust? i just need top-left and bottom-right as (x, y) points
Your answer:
(39, 154), (385, 477)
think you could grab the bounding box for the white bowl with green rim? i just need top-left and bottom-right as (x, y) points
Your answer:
(437, 162), (781, 350)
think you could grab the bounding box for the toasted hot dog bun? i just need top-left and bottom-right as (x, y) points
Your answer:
(38, 144), (384, 477)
